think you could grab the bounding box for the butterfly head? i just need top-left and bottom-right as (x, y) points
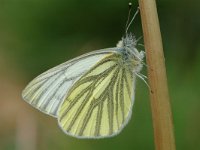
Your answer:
(117, 33), (136, 48)
(117, 33), (144, 59)
(117, 33), (145, 73)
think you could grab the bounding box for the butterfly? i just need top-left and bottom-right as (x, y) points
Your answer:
(22, 6), (146, 139)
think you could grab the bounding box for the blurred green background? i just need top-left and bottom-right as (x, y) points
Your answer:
(0, 0), (200, 150)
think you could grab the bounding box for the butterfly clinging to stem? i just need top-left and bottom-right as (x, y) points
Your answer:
(22, 3), (147, 138)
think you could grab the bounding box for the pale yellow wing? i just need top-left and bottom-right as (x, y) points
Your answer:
(22, 49), (117, 117)
(58, 53), (135, 138)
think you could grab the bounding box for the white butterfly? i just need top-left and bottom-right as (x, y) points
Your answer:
(22, 7), (146, 139)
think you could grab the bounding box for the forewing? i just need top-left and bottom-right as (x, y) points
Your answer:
(58, 53), (135, 138)
(22, 48), (118, 117)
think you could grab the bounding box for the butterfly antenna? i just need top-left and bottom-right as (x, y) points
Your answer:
(125, 6), (140, 34)
(125, 2), (133, 35)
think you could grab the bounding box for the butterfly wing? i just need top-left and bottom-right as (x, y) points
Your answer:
(58, 52), (136, 138)
(22, 48), (118, 117)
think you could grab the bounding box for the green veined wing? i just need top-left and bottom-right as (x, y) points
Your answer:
(58, 52), (136, 138)
(22, 48), (118, 117)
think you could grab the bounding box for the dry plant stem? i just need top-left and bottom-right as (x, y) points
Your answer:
(138, 0), (176, 150)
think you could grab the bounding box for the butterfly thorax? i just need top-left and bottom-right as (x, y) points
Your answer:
(117, 33), (144, 73)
